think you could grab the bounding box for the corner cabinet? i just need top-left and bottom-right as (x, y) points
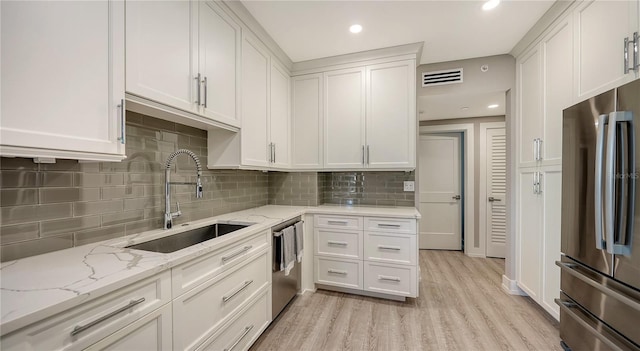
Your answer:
(126, 0), (241, 127)
(322, 60), (416, 170)
(0, 0), (126, 162)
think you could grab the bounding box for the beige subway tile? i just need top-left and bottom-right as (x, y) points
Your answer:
(125, 218), (162, 235)
(40, 188), (100, 204)
(0, 189), (38, 207)
(1, 203), (72, 225)
(126, 111), (145, 125)
(0, 158), (38, 170)
(74, 225), (125, 246)
(1, 234), (73, 262)
(102, 210), (144, 227)
(41, 172), (74, 187)
(101, 186), (144, 200)
(74, 173), (124, 187)
(40, 216), (101, 236)
(176, 123), (206, 138)
(73, 200), (123, 216)
(142, 116), (175, 132)
(0, 223), (39, 244)
(124, 196), (163, 210)
(1, 171), (39, 188)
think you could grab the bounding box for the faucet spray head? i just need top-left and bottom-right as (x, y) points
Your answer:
(196, 176), (203, 198)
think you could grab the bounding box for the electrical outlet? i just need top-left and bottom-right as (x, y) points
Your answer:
(403, 181), (415, 192)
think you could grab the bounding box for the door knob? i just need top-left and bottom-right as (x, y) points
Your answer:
(488, 197), (501, 202)
(452, 195), (461, 200)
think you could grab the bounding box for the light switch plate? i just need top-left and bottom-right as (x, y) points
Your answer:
(403, 181), (415, 192)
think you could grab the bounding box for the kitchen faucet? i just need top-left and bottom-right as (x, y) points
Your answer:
(164, 149), (204, 229)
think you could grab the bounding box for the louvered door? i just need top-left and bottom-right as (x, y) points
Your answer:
(486, 127), (507, 258)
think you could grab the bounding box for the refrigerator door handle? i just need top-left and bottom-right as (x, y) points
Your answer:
(605, 112), (618, 255)
(595, 114), (608, 250)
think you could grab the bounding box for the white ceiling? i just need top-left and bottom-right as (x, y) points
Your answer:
(418, 91), (506, 120)
(241, 0), (555, 65)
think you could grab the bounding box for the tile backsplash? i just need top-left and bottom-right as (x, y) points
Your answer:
(0, 112), (268, 262)
(268, 172), (322, 206)
(320, 171), (415, 207)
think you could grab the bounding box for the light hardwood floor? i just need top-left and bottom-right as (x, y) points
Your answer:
(251, 250), (561, 351)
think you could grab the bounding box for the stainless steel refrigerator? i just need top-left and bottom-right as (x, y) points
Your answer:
(560, 78), (640, 351)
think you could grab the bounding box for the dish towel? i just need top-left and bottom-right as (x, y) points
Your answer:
(294, 221), (304, 263)
(282, 226), (296, 276)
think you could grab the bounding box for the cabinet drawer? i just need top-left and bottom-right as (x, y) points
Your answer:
(364, 262), (417, 297)
(314, 228), (363, 260)
(173, 249), (270, 351)
(364, 232), (416, 265)
(314, 215), (362, 230)
(171, 230), (269, 297)
(1, 271), (171, 351)
(314, 256), (363, 290)
(197, 289), (270, 351)
(364, 217), (416, 234)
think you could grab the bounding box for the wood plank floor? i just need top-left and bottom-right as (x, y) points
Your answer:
(251, 250), (561, 351)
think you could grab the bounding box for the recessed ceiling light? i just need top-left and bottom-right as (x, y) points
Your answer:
(488, 104), (499, 109)
(350, 24), (363, 34)
(482, 0), (500, 11)
(461, 107), (470, 111)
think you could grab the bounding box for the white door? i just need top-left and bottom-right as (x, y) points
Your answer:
(1, 0), (125, 157)
(269, 61), (291, 168)
(291, 74), (323, 169)
(324, 68), (366, 169)
(365, 60), (416, 169)
(483, 127), (507, 258)
(240, 34), (270, 168)
(418, 134), (462, 250)
(125, 0), (196, 113)
(197, 1), (240, 125)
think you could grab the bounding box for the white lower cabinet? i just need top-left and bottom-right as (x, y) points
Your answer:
(313, 214), (418, 299)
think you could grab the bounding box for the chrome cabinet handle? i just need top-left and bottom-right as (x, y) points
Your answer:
(624, 32), (639, 74)
(625, 36), (631, 74)
(377, 245), (401, 251)
(537, 138), (543, 161)
(378, 223), (401, 228)
(634, 32), (639, 72)
(533, 138), (538, 161)
(328, 220), (348, 225)
(195, 73), (201, 105)
(222, 280), (253, 303)
(488, 197), (501, 202)
(328, 269), (347, 275)
(273, 143), (276, 163)
(117, 99), (125, 144)
(223, 325), (254, 351)
(202, 76), (208, 108)
(327, 240), (348, 246)
(366, 145), (370, 165)
(378, 275), (401, 282)
(221, 246), (252, 263)
(70, 298), (145, 336)
(362, 145), (365, 165)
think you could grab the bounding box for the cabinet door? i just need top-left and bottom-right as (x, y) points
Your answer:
(574, 0), (639, 100)
(269, 61), (291, 168)
(241, 34), (270, 168)
(516, 169), (542, 300)
(542, 17), (573, 165)
(1, 0), (125, 159)
(291, 74), (323, 169)
(517, 47), (543, 167)
(85, 305), (172, 351)
(198, 1), (241, 125)
(126, 0), (196, 113)
(324, 68), (366, 169)
(365, 60), (416, 169)
(541, 168), (562, 320)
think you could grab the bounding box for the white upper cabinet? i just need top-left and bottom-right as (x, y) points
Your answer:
(241, 33), (271, 168)
(574, 0), (640, 100)
(197, 1), (241, 125)
(270, 61), (291, 168)
(517, 47), (543, 167)
(126, 0), (240, 127)
(125, 0), (196, 113)
(291, 74), (324, 169)
(0, 0), (126, 161)
(324, 68), (367, 169)
(365, 60), (416, 169)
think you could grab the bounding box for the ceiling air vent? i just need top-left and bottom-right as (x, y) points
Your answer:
(422, 68), (463, 87)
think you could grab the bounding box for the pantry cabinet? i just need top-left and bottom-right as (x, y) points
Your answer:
(291, 74), (324, 169)
(126, 0), (240, 127)
(0, 0), (126, 161)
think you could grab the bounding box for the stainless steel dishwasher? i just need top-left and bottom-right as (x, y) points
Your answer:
(271, 217), (301, 320)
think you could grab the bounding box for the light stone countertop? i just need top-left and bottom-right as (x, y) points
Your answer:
(0, 205), (420, 335)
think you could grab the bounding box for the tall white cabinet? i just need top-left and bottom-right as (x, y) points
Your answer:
(0, 0), (126, 161)
(291, 74), (324, 169)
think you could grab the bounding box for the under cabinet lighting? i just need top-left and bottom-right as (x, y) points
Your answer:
(488, 104), (499, 109)
(350, 24), (363, 33)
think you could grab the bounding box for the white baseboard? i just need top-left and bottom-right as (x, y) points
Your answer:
(297, 288), (316, 296)
(502, 275), (528, 296)
(466, 252), (486, 258)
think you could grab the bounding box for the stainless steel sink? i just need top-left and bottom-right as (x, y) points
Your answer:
(126, 223), (251, 253)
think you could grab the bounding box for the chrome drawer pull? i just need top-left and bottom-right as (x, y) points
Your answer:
(378, 275), (401, 282)
(378, 245), (401, 251)
(70, 298), (145, 336)
(222, 246), (252, 263)
(224, 325), (254, 351)
(377, 224), (401, 228)
(328, 220), (348, 225)
(327, 240), (348, 246)
(328, 269), (347, 275)
(222, 280), (254, 303)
